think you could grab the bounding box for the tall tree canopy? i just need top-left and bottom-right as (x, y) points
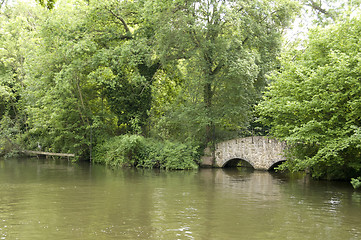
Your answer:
(148, 0), (298, 146)
(0, 2), (43, 152)
(22, 0), (161, 157)
(257, 16), (361, 180)
(0, 0), (297, 159)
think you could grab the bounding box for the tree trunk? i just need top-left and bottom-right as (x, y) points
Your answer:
(204, 81), (213, 147)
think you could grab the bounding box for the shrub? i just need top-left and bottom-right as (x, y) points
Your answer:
(93, 135), (199, 170)
(351, 177), (361, 189)
(93, 135), (145, 167)
(138, 140), (199, 170)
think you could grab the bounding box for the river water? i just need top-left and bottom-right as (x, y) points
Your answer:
(0, 158), (360, 240)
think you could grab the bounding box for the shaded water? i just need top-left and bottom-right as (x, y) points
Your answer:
(0, 158), (360, 239)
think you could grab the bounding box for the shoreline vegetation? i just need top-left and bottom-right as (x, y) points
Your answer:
(1, 0), (361, 187)
(93, 135), (199, 170)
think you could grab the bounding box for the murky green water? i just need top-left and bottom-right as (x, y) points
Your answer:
(0, 158), (360, 240)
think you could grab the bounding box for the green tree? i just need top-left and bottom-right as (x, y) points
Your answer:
(0, 2), (44, 155)
(36, 0), (57, 9)
(85, 0), (160, 134)
(150, 0), (298, 146)
(257, 17), (361, 180)
(1, 0), (297, 161)
(23, 0), (161, 157)
(298, 0), (360, 23)
(285, 0), (361, 47)
(23, 0), (108, 157)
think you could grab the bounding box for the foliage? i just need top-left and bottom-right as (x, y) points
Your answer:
(0, 114), (20, 156)
(86, 0), (160, 134)
(19, 0), (160, 157)
(93, 135), (145, 167)
(257, 17), (361, 180)
(93, 135), (199, 170)
(22, 1), (96, 157)
(36, 0), (57, 9)
(0, 0), (299, 165)
(297, 0), (361, 25)
(149, 0), (298, 146)
(0, 2), (44, 155)
(351, 177), (361, 189)
(139, 140), (199, 170)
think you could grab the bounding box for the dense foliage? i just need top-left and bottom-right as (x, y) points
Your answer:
(93, 135), (199, 170)
(257, 17), (361, 180)
(148, 0), (298, 146)
(2, 0), (361, 181)
(0, 0), (296, 168)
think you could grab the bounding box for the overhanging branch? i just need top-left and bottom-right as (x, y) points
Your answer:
(306, 0), (335, 19)
(105, 7), (132, 35)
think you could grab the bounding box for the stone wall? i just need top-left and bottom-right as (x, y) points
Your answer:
(201, 136), (286, 170)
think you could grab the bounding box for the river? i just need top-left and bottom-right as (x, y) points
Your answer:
(0, 157), (360, 239)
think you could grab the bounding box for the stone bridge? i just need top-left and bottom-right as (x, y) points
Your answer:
(201, 136), (286, 170)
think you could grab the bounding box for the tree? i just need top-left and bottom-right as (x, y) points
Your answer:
(1, 0), (297, 160)
(257, 16), (361, 180)
(85, 0), (161, 134)
(149, 0), (298, 146)
(23, 0), (161, 157)
(23, 1), (97, 157)
(304, 0), (361, 22)
(0, 2), (44, 155)
(36, 0), (56, 9)
(284, 0), (361, 47)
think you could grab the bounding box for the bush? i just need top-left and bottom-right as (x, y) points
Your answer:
(138, 140), (199, 170)
(351, 177), (361, 189)
(93, 135), (199, 170)
(93, 135), (145, 167)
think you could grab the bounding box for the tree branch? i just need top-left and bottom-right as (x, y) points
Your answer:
(105, 7), (132, 35)
(76, 78), (90, 126)
(211, 62), (224, 75)
(189, 29), (201, 47)
(242, 36), (249, 45)
(306, 0), (335, 19)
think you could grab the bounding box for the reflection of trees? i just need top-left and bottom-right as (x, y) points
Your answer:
(199, 168), (361, 239)
(1, 159), (361, 239)
(274, 172), (361, 239)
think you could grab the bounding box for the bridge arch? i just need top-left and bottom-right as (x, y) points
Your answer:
(222, 158), (254, 168)
(268, 160), (287, 171)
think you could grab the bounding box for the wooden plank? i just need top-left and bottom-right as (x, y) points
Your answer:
(23, 150), (75, 158)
